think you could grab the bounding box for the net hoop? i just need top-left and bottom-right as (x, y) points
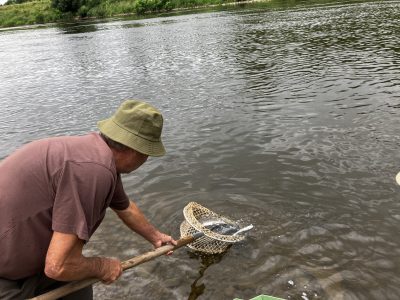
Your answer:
(180, 202), (246, 254)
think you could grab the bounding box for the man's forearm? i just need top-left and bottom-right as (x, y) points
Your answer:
(45, 231), (122, 283)
(45, 255), (104, 281)
(114, 201), (158, 242)
(114, 201), (177, 249)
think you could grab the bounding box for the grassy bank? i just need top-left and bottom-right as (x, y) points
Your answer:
(0, 0), (61, 27)
(0, 0), (241, 28)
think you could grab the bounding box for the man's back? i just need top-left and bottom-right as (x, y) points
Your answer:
(0, 133), (119, 280)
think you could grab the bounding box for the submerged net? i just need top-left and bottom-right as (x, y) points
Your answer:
(179, 202), (246, 254)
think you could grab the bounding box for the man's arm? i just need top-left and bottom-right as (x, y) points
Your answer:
(113, 201), (177, 248)
(45, 231), (122, 284)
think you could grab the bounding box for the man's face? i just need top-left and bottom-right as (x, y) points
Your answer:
(118, 148), (148, 173)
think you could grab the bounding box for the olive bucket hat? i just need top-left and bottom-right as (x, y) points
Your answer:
(97, 100), (166, 157)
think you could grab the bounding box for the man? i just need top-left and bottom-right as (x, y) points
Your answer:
(0, 100), (177, 299)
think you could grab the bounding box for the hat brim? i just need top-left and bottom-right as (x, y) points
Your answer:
(98, 118), (166, 157)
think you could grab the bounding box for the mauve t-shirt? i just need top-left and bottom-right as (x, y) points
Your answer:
(0, 133), (130, 280)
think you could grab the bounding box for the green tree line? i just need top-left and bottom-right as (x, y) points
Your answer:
(2, 0), (337, 28)
(0, 0), (229, 27)
(2, 0), (228, 18)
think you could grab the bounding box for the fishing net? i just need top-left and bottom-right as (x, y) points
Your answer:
(179, 202), (246, 254)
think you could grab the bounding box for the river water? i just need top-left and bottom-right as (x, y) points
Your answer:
(1, 0), (399, 299)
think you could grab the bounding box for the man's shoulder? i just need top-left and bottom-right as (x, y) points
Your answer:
(39, 133), (115, 173)
(60, 133), (115, 170)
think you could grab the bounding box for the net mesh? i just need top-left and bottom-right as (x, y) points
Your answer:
(179, 202), (246, 254)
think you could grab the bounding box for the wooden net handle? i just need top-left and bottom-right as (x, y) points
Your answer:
(30, 234), (201, 300)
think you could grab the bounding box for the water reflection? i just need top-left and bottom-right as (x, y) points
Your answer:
(56, 22), (100, 34)
(187, 252), (227, 300)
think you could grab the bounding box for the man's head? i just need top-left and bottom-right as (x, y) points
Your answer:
(98, 100), (166, 173)
(98, 99), (166, 156)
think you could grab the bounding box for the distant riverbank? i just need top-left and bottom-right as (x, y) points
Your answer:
(0, 0), (268, 28)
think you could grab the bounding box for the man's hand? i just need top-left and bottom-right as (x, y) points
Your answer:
(148, 231), (177, 256)
(149, 231), (177, 249)
(98, 257), (123, 284)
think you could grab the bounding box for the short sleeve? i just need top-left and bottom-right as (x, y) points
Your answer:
(52, 161), (115, 241)
(109, 174), (130, 210)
